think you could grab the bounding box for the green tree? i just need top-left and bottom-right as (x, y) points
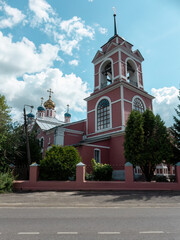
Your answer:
(40, 145), (81, 180)
(124, 109), (172, 181)
(171, 90), (180, 162)
(0, 95), (41, 174)
(0, 95), (12, 172)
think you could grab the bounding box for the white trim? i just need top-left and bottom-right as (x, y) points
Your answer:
(124, 99), (132, 104)
(86, 102), (88, 136)
(119, 50), (122, 78)
(87, 128), (125, 139)
(94, 148), (101, 163)
(87, 109), (95, 114)
(111, 98), (121, 105)
(99, 58), (114, 89)
(64, 128), (84, 135)
(93, 45), (143, 65)
(85, 81), (154, 102)
(83, 144), (110, 149)
(88, 98), (121, 117)
(132, 95), (146, 111)
(121, 85), (125, 129)
(95, 96), (112, 133)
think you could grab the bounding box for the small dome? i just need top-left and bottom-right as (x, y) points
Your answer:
(65, 112), (71, 117)
(44, 97), (55, 109)
(37, 105), (45, 111)
(27, 112), (35, 118)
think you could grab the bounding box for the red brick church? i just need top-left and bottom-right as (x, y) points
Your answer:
(28, 13), (154, 179)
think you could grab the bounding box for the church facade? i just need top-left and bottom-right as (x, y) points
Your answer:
(28, 14), (154, 179)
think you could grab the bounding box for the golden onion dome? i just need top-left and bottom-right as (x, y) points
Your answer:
(44, 96), (55, 109)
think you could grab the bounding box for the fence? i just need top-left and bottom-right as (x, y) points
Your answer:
(13, 162), (180, 191)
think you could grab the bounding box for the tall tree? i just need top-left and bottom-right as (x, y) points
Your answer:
(124, 109), (172, 181)
(0, 95), (12, 172)
(171, 90), (180, 162)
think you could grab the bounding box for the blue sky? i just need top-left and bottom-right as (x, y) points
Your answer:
(0, 0), (179, 126)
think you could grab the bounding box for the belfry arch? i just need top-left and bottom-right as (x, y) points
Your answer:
(126, 59), (138, 87)
(100, 59), (113, 89)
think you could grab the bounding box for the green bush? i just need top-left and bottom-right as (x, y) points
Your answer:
(40, 145), (81, 180)
(0, 171), (14, 193)
(91, 158), (112, 181)
(155, 175), (169, 182)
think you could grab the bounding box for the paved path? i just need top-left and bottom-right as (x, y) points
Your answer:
(0, 190), (180, 207)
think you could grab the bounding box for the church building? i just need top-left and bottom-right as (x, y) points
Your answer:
(28, 13), (154, 179)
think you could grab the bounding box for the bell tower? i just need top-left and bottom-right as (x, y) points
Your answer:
(92, 10), (144, 93)
(85, 11), (153, 137)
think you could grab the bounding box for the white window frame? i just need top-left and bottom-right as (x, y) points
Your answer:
(94, 148), (101, 163)
(95, 96), (112, 132)
(132, 95), (146, 112)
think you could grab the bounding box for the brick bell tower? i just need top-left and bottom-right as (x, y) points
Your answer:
(83, 10), (154, 175)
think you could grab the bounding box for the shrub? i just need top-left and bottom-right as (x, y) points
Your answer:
(91, 158), (112, 181)
(155, 175), (169, 182)
(0, 171), (14, 193)
(40, 145), (81, 180)
(169, 175), (176, 182)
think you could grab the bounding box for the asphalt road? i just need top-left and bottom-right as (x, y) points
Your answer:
(0, 207), (180, 240)
(0, 191), (180, 240)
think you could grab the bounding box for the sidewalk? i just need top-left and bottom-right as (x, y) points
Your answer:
(1, 190), (180, 207)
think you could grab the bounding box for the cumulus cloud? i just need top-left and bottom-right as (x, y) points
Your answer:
(2, 68), (89, 122)
(29, 0), (55, 26)
(60, 16), (94, 40)
(28, 0), (95, 55)
(0, 31), (60, 77)
(69, 59), (79, 66)
(0, 0), (26, 28)
(151, 86), (179, 127)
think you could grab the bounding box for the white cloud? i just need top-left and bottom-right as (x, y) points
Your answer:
(94, 23), (108, 35)
(98, 27), (108, 34)
(2, 68), (89, 122)
(151, 86), (179, 127)
(60, 16), (94, 40)
(88, 0), (94, 2)
(28, 1), (95, 55)
(0, 31), (60, 77)
(29, 0), (55, 26)
(0, 0), (26, 28)
(69, 59), (79, 66)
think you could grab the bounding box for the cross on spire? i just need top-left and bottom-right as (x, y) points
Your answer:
(47, 88), (53, 98)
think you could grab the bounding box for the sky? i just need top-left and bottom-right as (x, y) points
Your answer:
(0, 0), (179, 127)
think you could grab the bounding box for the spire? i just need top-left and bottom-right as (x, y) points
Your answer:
(67, 104), (69, 113)
(41, 97), (44, 105)
(64, 104), (71, 123)
(113, 7), (117, 36)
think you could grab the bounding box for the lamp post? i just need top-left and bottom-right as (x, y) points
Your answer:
(23, 105), (34, 167)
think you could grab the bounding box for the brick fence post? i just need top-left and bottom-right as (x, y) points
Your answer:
(125, 162), (134, 183)
(76, 162), (85, 183)
(176, 162), (180, 184)
(29, 163), (39, 183)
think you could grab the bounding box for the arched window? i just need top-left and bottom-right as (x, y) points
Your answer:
(126, 59), (138, 87)
(100, 60), (113, 89)
(97, 99), (110, 130)
(133, 97), (145, 113)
